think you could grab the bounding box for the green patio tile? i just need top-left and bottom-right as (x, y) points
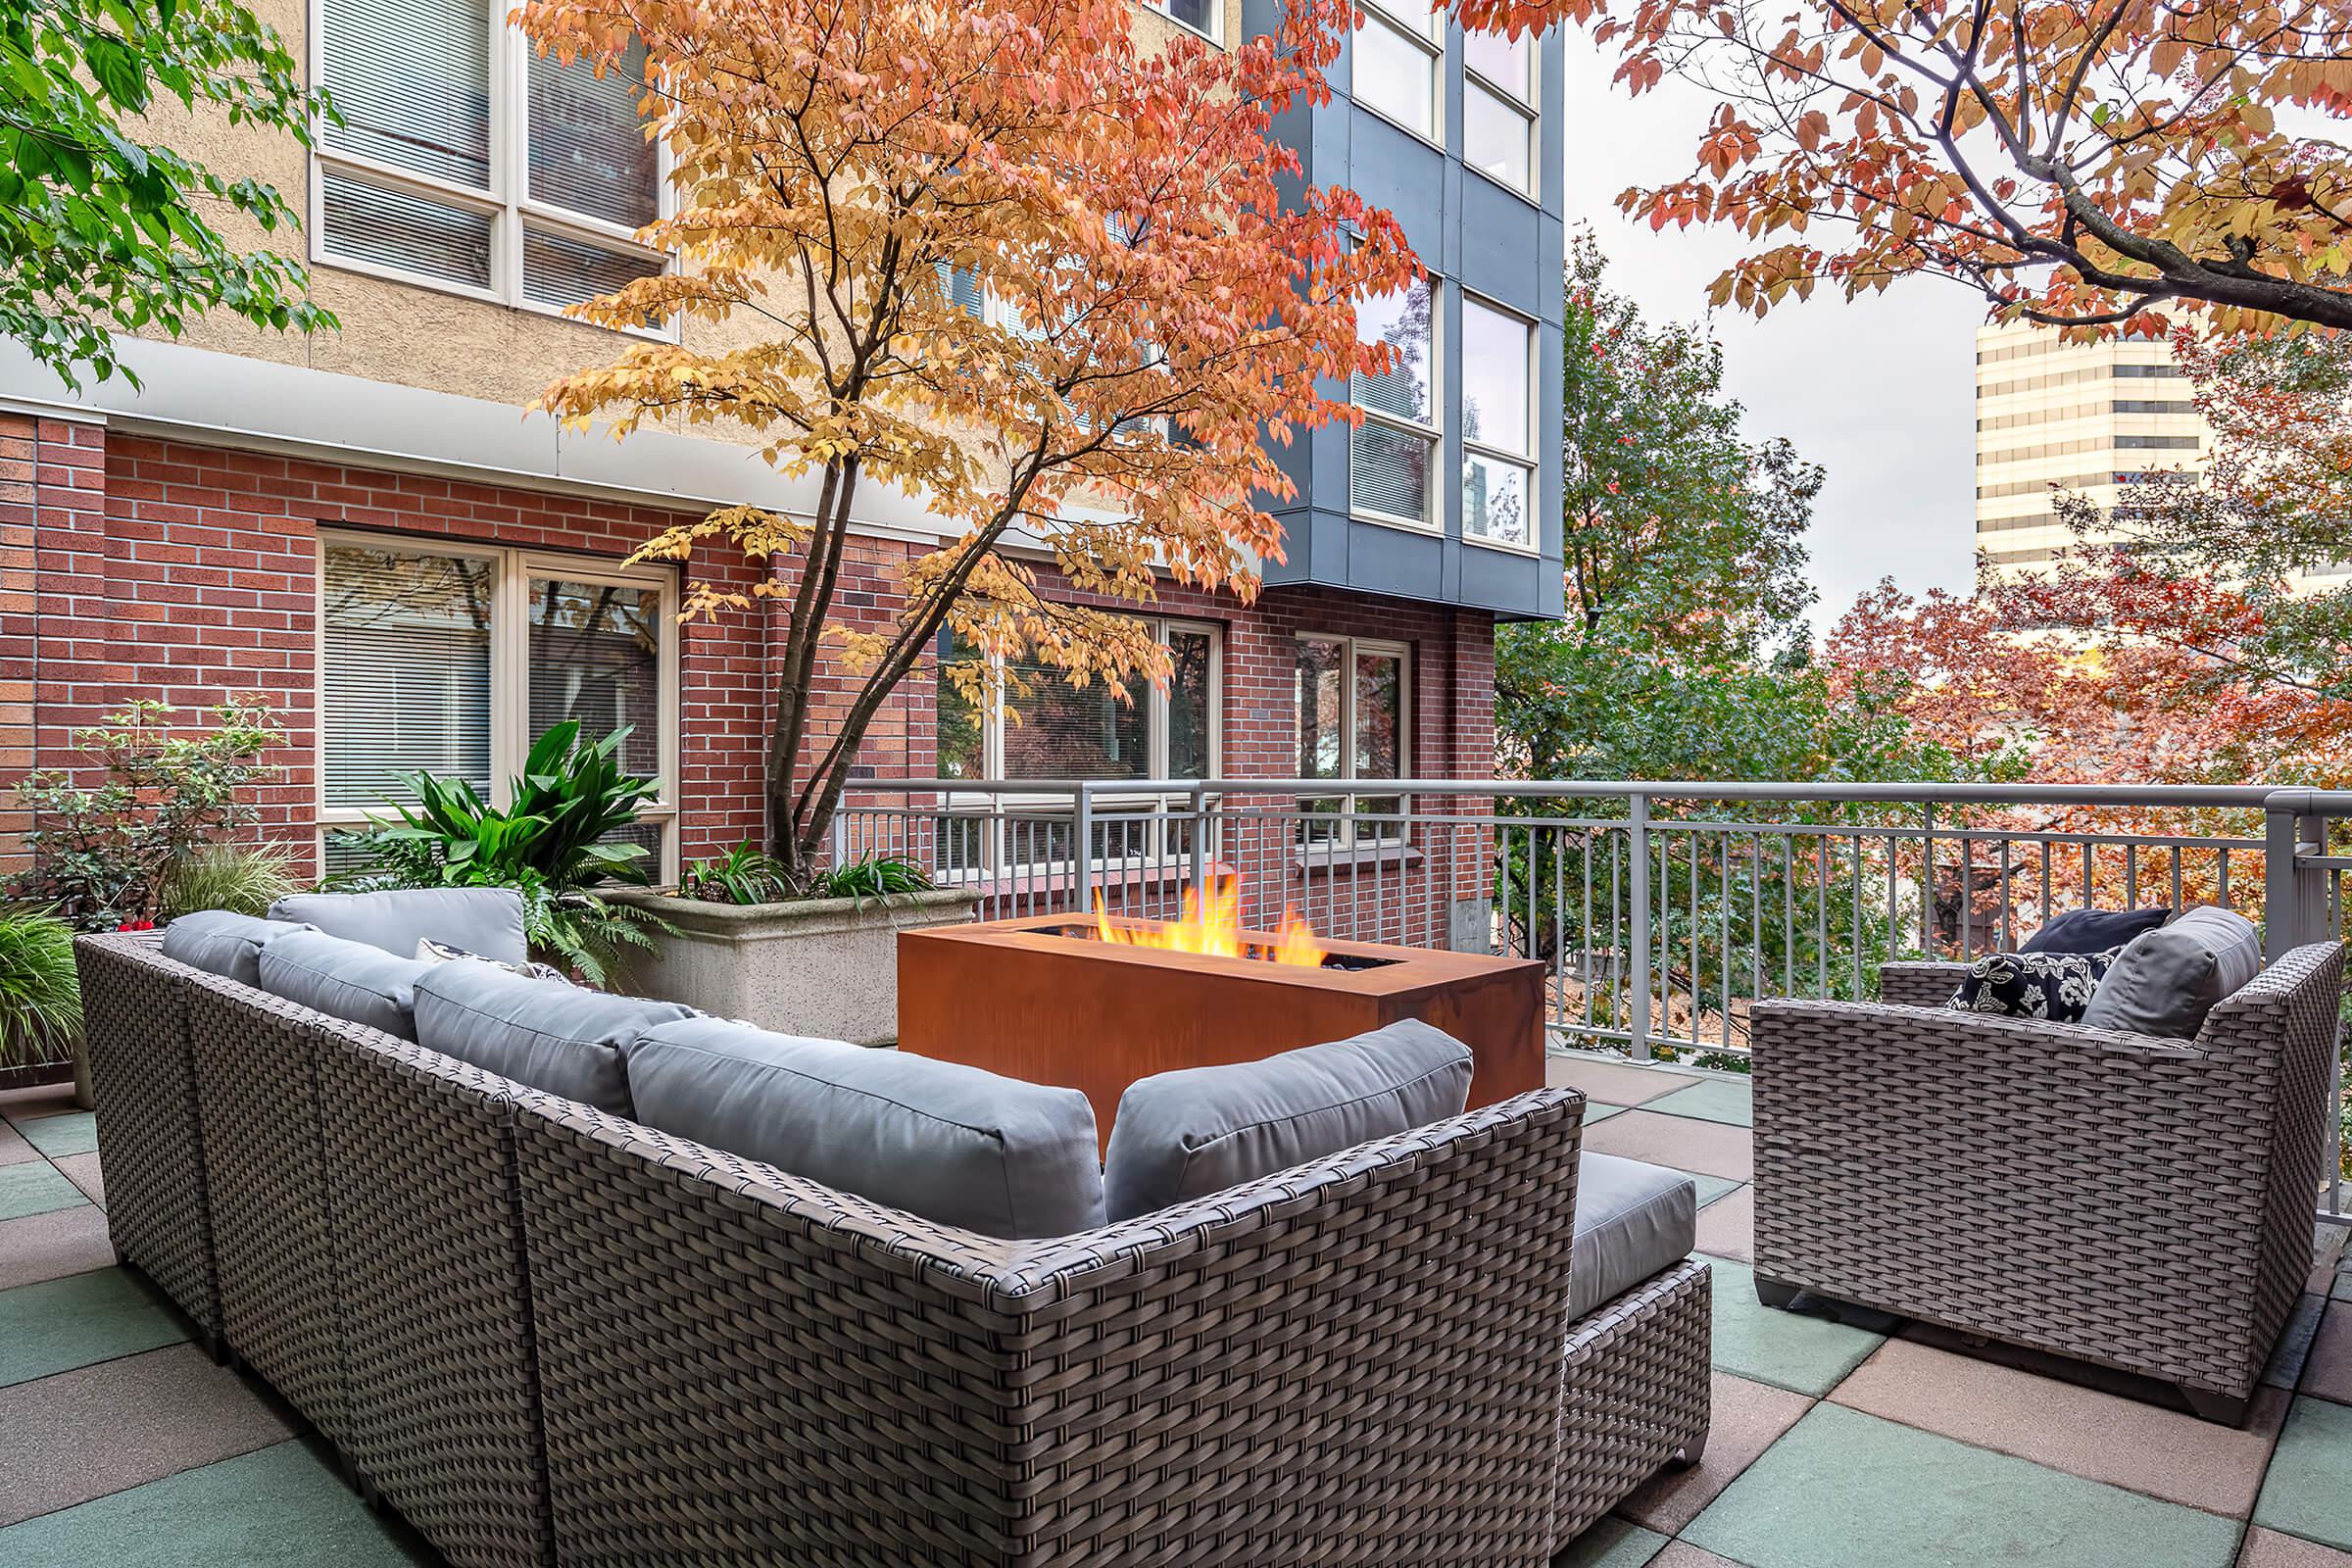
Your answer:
(2256, 1396), (2352, 1550)
(1686, 1402), (2239, 1568)
(0, 1269), (187, 1389)
(1644, 1078), (1753, 1128)
(1703, 1255), (1884, 1396)
(0, 1439), (431, 1567)
(2333, 1264), (2352, 1303)
(1586, 1102), (1628, 1124)
(1690, 1172), (1742, 1207)
(18, 1113), (97, 1158)
(1553, 1515), (1669, 1568)
(0, 1163), (85, 1224)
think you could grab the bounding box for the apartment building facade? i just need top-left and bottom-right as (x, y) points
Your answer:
(1972, 320), (2208, 575)
(0, 0), (1567, 912)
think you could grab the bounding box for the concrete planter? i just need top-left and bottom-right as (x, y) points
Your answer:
(608, 887), (980, 1046)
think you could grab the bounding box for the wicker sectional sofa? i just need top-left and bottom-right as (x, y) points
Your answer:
(75, 927), (1710, 1567)
(1752, 941), (2345, 1424)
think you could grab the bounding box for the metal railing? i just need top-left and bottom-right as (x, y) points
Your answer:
(838, 777), (2352, 1214)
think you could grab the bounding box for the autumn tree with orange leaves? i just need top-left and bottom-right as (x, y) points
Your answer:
(516, 0), (1410, 884)
(1453, 0), (2352, 335)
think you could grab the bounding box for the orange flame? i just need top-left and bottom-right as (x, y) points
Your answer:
(1093, 874), (1328, 967)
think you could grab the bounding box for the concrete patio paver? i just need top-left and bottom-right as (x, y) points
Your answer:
(1554, 1516), (1671, 1568)
(17, 1111), (99, 1158)
(0, 1267), (188, 1389)
(2240, 1527), (2352, 1567)
(1691, 1186), (1753, 1265)
(0, 1205), (117, 1293)
(1584, 1110), (1752, 1182)
(0, 1085), (78, 1122)
(0, 1161), (86, 1223)
(2255, 1396), (2352, 1551)
(1547, 1055), (1701, 1106)
(1689, 1173), (1742, 1207)
(1642, 1078), (1753, 1127)
(1685, 1401), (2243, 1568)
(0, 1439), (432, 1567)
(1647, 1545), (1749, 1568)
(0, 1345), (298, 1526)
(1616, 1371), (1811, 1535)
(2270, 1294), (2329, 1391)
(1702, 1256), (1884, 1396)
(2299, 1298), (2352, 1405)
(50, 1151), (102, 1207)
(1586, 1102), (1628, 1124)
(1831, 1336), (2288, 1516)
(0, 1121), (35, 1167)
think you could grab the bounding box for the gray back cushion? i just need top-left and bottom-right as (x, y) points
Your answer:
(269, 888), (528, 967)
(256, 930), (432, 1041)
(627, 1016), (1105, 1240)
(1102, 1019), (1474, 1223)
(2080, 905), (2263, 1039)
(162, 909), (313, 987)
(414, 959), (695, 1115)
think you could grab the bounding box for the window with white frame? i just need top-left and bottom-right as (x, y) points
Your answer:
(1351, 272), (1439, 529)
(1352, 0), (1443, 140)
(1145, 0), (1219, 40)
(935, 617), (1219, 784)
(315, 0), (667, 322)
(1461, 296), (1536, 549)
(317, 534), (679, 876)
(1463, 27), (1536, 195)
(1296, 634), (1409, 846)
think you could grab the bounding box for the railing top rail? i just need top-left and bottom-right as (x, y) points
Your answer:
(856, 778), (2325, 810)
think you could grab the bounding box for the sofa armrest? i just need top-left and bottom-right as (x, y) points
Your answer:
(1875, 960), (1969, 1008)
(1756, 997), (2205, 1069)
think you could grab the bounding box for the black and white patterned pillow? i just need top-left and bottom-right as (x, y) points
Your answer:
(1945, 947), (2123, 1023)
(415, 937), (575, 986)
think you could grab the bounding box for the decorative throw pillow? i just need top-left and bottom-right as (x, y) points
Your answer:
(416, 937), (573, 986)
(2020, 906), (2171, 956)
(1946, 947), (2123, 1023)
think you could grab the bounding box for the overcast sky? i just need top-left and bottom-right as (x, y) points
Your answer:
(1555, 39), (1983, 632)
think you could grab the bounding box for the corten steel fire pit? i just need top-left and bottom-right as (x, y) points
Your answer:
(898, 911), (1545, 1149)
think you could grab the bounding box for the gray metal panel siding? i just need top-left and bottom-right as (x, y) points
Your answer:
(1249, 1), (1565, 620)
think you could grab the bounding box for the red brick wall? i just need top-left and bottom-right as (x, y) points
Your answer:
(2, 426), (1498, 945)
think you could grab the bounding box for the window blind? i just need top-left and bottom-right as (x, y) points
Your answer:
(321, 546), (495, 808)
(1351, 421), (1432, 522)
(320, 0), (491, 187)
(320, 171), (494, 289)
(522, 225), (657, 310)
(526, 578), (663, 782)
(527, 40), (658, 227)
(1352, 277), (1432, 423)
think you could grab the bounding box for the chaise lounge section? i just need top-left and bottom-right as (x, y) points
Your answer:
(76, 907), (1710, 1566)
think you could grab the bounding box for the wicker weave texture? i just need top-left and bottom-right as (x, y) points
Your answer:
(515, 1089), (1592, 1568)
(1551, 1258), (1711, 1547)
(316, 1022), (557, 1567)
(186, 973), (350, 1443)
(1877, 960), (1968, 1009)
(74, 933), (220, 1339)
(1754, 942), (2346, 1402)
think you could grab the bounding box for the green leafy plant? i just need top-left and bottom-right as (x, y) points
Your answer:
(158, 840), (301, 920)
(328, 721), (668, 985)
(0, 909), (81, 1068)
(12, 697), (286, 929)
(808, 854), (934, 902)
(679, 843), (792, 906)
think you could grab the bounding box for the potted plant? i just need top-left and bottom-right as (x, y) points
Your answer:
(610, 847), (977, 1046)
(0, 909), (81, 1092)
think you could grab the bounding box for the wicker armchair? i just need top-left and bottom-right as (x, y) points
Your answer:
(1751, 941), (2345, 1424)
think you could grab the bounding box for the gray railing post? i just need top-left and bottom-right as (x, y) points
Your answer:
(1072, 782), (1096, 916)
(2263, 789), (2330, 960)
(829, 808), (846, 872)
(1188, 781), (1209, 898)
(1629, 791), (1650, 1061)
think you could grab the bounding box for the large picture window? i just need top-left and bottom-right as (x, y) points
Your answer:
(935, 616), (1219, 784)
(1352, 273), (1440, 529)
(1297, 633), (1409, 846)
(316, 0), (667, 322)
(1353, 0), (1443, 141)
(318, 534), (678, 875)
(1461, 296), (1537, 550)
(1463, 28), (1537, 195)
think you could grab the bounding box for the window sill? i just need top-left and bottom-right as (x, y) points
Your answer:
(1292, 843), (1424, 875)
(1348, 510), (1444, 537)
(1463, 532), (1542, 558)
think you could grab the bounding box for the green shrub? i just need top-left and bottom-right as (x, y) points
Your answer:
(159, 840), (302, 920)
(809, 854), (934, 902)
(0, 910), (81, 1067)
(12, 697), (285, 929)
(679, 843), (792, 906)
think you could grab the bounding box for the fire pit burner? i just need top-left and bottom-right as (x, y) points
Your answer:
(1034, 922), (1400, 971)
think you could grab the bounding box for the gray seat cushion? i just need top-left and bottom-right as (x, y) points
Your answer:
(1570, 1153), (1697, 1319)
(161, 909), (313, 987)
(2080, 905), (2262, 1039)
(256, 929), (432, 1041)
(627, 1016), (1104, 1241)
(414, 960), (695, 1115)
(1102, 1019), (1474, 1223)
(269, 888), (528, 967)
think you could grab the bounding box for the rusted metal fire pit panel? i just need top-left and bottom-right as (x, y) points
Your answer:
(897, 913), (1544, 1148)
